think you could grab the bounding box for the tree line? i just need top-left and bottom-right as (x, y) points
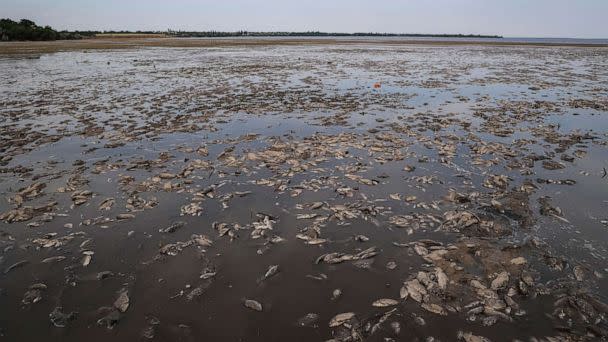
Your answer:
(168, 30), (501, 38)
(1, 18), (502, 41)
(0, 19), (96, 41)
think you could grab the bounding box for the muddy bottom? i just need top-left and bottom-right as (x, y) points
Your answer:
(0, 43), (607, 342)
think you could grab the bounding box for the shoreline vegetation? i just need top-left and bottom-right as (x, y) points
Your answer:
(0, 19), (96, 41)
(1, 18), (502, 42)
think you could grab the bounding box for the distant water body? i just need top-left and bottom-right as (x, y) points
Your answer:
(398, 36), (608, 45)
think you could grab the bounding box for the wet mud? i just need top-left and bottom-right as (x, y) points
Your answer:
(0, 44), (607, 341)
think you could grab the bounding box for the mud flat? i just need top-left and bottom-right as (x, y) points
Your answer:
(0, 43), (607, 341)
(1, 37), (607, 55)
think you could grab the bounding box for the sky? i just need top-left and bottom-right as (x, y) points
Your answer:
(3, 0), (607, 38)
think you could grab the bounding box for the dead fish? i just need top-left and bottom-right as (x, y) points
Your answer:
(467, 305), (484, 315)
(82, 255), (92, 267)
(399, 285), (409, 299)
(405, 279), (427, 302)
(270, 235), (285, 244)
(113, 290), (129, 313)
(296, 213), (318, 220)
(355, 234), (369, 242)
(296, 313), (319, 328)
(259, 265), (279, 282)
(355, 246), (379, 259)
(49, 307), (76, 328)
(389, 193), (402, 201)
(200, 269), (217, 280)
(82, 251), (94, 267)
(97, 271), (114, 280)
(331, 288), (342, 301)
(573, 266), (585, 281)
(22, 283), (47, 305)
(372, 298), (399, 307)
(413, 315), (426, 326)
(98, 198), (115, 211)
(140, 316), (160, 339)
(490, 271), (509, 290)
(158, 172), (176, 179)
(42, 256), (66, 263)
(329, 312), (356, 327)
(309, 202), (324, 210)
(435, 267), (448, 290)
(421, 303), (447, 316)
(71, 190), (92, 205)
(80, 239), (92, 248)
(306, 238), (328, 245)
(353, 258), (374, 269)
(4, 260), (28, 274)
(306, 273), (328, 281)
(116, 213), (135, 220)
(159, 221), (186, 233)
(97, 308), (120, 329)
(186, 286), (206, 301)
(458, 331), (492, 342)
(244, 299), (263, 312)
(542, 160), (565, 170)
(391, 321), (401, 335)
(510, 257), (527, 265)
(192, 234), (213, 247)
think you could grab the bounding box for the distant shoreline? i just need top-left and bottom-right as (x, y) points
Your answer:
(1, 37), (607, 54)
(165, 32), (503, 39)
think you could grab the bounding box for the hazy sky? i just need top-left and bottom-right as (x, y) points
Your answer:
(4, 0), (607, 38)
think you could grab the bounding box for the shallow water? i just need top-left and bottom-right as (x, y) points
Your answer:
(0, 44), (607, 341)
